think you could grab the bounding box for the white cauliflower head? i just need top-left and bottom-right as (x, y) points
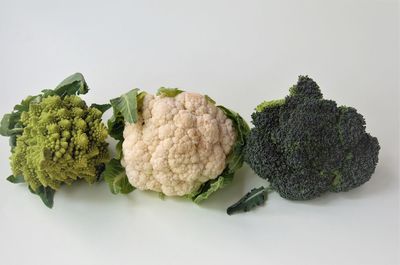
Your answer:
(121, 92), (237, 196)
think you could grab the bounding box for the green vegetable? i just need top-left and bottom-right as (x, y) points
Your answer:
(229, 76), (380, 214)
(0, 73), (110, 208)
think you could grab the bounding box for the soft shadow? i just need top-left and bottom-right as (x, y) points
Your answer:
(58, 180), (122, 206)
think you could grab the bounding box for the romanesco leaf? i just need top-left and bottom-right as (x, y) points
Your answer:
(0, 113), (23, 137)
(49, 72), (89, 97)
(7, 175), (25, 183)
(28, 185), (56, 208)
(13, 95), (41, 112)
(91, 103), (112, 114)
(9, 134), (17, 149)
(36, 186), (56, 208)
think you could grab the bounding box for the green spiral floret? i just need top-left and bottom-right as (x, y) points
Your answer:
(10, 94), (109, 192)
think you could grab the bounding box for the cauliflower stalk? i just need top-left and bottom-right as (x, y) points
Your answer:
(103, 87), (249, 203)
(0, 73), (110, 207)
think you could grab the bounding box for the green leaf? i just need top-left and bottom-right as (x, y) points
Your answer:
(28, 185), (56, 208)
(44, 72), (89, 98)
(7, 175), (25, 183)
(102, 159), (135, 194)
(205, 95), (216, 104)
(136, 91), (147, 110)
(9, 134), (17, 149)
(191, 173), (234, 203)
(227, 186), (271, 215)
(218, 106), (250, 172)
(54, 72), (89, 96)
(110, 89), (139, 124)
(218, 106), (250, 148)
(13, 95), (41, 112)
(156, 87), (183, 97)
(108, 89), (143, 141)
(115, 140), (123, 160)
(36, 186), (56, 208)
(90, 103), (112, 114)
(107, 112), (125, 141)
(0, 113), (23, 136)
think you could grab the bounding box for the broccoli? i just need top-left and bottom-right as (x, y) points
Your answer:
(227, 76), (380, 214)
(1, 73), (110, 208)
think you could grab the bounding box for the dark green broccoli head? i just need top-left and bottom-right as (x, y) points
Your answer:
(244, 76), (380, 200)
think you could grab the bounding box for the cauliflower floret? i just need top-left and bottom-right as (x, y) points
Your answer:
(122, 92), (237, 196)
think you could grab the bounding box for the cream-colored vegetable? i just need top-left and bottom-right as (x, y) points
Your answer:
(121, 92), (236, 196)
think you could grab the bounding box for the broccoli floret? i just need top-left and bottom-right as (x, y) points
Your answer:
(229, 76), (380, 214)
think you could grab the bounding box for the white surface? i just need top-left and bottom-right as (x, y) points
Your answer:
(0, 0), (398, 264)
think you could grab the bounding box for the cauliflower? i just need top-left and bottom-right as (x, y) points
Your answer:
(122, 92), (236, 196)
(0, 73), (110, 207)
(104, 88), (249, 202)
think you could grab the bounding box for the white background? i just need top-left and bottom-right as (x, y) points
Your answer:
(0, 0), (398, 264)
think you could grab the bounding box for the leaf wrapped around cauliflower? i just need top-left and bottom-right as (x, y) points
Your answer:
(104, 87), (249, 203)
(227, 75), (380, 214)
(0, 73), (110, 208)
